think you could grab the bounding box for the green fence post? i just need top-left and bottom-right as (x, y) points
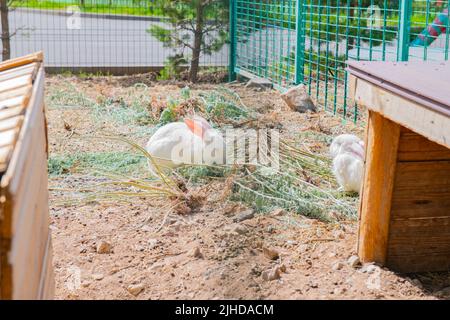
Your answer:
(294, 0), (305, 84)
(229, 0), (237, 82)
(294, 0), (304, 84)
(398, 0), (413, 61)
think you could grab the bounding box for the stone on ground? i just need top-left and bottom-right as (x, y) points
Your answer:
(280, 84), (317, 113)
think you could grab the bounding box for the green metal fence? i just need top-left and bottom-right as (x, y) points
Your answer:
(230, 0), (450, 122)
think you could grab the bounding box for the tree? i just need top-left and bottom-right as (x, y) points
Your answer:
(0, 0), (23, 61)
(0, 0), (11, 61)
(149, 0), (229, 82)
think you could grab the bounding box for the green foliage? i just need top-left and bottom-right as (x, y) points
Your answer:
(155, 86), (252, 128)
(12, 0), (164, 17)
(46, 81), (95, 109)
(48, 152), (146, 176)
(180, 86), (191, 100)
(93, 85), (156, 131)
(200, 88), (250, 122)
(157, 54), (187, 80)
(157, 96), (180, 126)
(231, 143), (358, 221)
(176, 165), (229, 184)
(148, 0), (229, 81)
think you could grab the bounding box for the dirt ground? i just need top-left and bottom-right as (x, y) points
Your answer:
(46, 74), (450, 300)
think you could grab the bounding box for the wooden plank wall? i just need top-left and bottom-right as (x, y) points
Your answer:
(386, 127), (450, 273)
(0, 59), (54, 299)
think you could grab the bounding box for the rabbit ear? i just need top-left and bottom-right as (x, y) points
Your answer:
(184, 118), (206, 139)
(192, 115), (212, 130)
(351, 143), (365, 160)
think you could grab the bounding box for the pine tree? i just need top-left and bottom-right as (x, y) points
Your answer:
(148, 0), (229, 82)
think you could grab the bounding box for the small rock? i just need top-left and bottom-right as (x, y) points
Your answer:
(96, 241), (112, 254)
(233, 210), (254, 223)
(232, 224), (248, 235)
(171, 222), (182, 232)
(347, 255), (361, 268)
(286, 240), (297, 246)
(271, 208), (286, 217)
(328, 252), (337, 258)
(263, 246), (280, 260)
(92, 273), (104, 281)
(191, 246), (203, 259)
(148, 261), (164, 272)
(81, 281), (91, 288)
(332, 229), (345, 239)
(278, 264), (287, 273)
(134, 245), (145, 252)
(332, 262), (344, 271)
(298, 244), (309, 253)
(147, 239), (158, 249)
(333, 287), (346, 295)
(261, 267), (281, 281)
(127, 283), (145, 297)
(360, 263), (379, 274)
(280, 84), (316, 113)
(109, 267), (119, 275)
(245, 78), (273, 90)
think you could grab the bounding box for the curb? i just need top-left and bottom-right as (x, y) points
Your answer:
(13, 7), (169, 22)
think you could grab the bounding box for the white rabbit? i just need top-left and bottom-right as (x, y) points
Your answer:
(330, 135), (365, 193)
(145, 115), (224, 174)
(330, 134), (364, 159)
(332, 152), (364, 193)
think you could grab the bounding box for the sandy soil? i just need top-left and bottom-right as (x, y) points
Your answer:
(46, 74), (450, 300)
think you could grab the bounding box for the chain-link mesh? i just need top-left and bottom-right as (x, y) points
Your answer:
(1, 0), (229, 72)
(231, 0), (450, 122)
(234, 0), (297, 85)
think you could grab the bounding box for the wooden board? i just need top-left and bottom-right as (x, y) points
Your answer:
(390, 161), (450, 219)
(358, 111), (401, 265)
(0, 120), (26, 173)
(0, 63), (38, 83)
(0, 116), (23, 133)
(0, 128), (19, 148)
(0, 55), (53, 299)
(350, 76), (450, 149)
(0, 146), (12, 164)
(398, 127), (450, 162)
(0, 75), (32, 94)
(385, 130), (450, 273)
(0, 95), (28, 109)
(0, 52), (43, 73)
(0, 106), (25, 122)
(11, 166), (50, 299)
(0, 85), (33, 102)
(350, 61), (450, 273)
(347, 61), (450, 117)
(38, 235), (55, 300)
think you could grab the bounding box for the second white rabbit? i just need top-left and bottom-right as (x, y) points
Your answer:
(330, 134), (365, 193)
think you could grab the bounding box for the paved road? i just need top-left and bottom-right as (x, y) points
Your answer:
(2, 10), (229, 68)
